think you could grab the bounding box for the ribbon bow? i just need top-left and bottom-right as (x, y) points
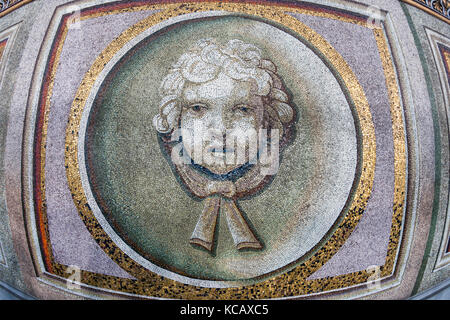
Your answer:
(189, 180), (263, 252)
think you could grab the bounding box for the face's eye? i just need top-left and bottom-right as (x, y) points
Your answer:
(234, 104), (253, 115)
(186, 103), (208, 115)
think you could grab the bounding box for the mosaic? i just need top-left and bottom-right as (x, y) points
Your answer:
(0, 28), (15, 271)
(83, 14), (361, 281)
(432, 37), (450, 265)
(31, 1), (407, 299)
(0, 240), (6, 266)
(0, 39), (7, 60)
(425, 28), (450, 267)
(0, 0), (33, 18)
(0, 31), (12, 87)
(401, 0), (450, 22)
(438, 43), (450, 84)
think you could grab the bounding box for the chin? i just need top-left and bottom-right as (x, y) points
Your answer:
(201, 151), (249, 175)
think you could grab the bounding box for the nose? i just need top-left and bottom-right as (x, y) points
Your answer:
(206, 110), (227, 135)
(204, 111), (228, 148)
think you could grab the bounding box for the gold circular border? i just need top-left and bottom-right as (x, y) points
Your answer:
(65, 2), (376, 299)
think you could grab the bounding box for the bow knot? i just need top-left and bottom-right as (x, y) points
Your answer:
(174, 162), (264, 252)
(205, 181), (236, 198)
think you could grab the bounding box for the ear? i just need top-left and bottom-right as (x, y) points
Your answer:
(273, 101), (294, 123)
(153, 114), (170, 133)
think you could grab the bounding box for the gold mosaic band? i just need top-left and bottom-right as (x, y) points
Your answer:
(374, 28), (407, 277)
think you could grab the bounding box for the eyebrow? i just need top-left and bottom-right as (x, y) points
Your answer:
(183, 88), (200, 102)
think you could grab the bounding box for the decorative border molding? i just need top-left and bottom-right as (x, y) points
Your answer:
(0, 39), (6, 59)
(425, 27), (450, 272)
(0, 240), (6, 267)
(0, 22), (20, 270)
(410, 278), (450, 299)
(0, 0), (34, 18)
(0, 23), (19, 85)
(401, 0), (449, 23)
(0, 281), (35, 300)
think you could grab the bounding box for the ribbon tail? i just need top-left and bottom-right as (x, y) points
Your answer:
(190, 197), (221, 252)
(222, 199), (263, 250)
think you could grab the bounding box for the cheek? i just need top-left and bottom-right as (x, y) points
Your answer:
(227, 115), (260, 149)
(180, 113), (210, 151)
(180, 112), (204, 131)
(180, 114), (196, 150)
(229, 114), (260, 132)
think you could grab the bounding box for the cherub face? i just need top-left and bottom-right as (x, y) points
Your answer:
(180, 72), (265, 175)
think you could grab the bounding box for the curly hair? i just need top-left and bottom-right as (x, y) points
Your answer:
(153, 38), (295, 146)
